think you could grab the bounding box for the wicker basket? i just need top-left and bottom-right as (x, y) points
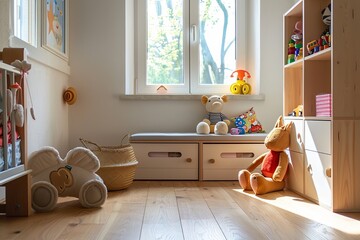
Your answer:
(80, 136), (138, 191)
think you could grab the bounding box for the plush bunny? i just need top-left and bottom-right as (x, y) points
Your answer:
(28, 147), (107, 212)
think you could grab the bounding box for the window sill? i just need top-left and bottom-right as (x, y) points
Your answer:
(119, 93), (265, 101)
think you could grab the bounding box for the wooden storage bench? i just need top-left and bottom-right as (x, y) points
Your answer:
(130, 133), (267, 180)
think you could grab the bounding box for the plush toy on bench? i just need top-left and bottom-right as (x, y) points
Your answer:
(28, 147), (107, 212)
(238, 116), (292, 195)
(196, 95), (230, 135)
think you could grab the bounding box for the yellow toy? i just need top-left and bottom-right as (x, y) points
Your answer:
(238, 116), (292, 195)
(230, 70), (252, 95)
(288, 104), (303, 117)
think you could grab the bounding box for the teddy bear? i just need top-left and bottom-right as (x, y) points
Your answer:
(196, 95), (230, 135)
(238, 115), (292, 195)
(28, 146), (107, 212)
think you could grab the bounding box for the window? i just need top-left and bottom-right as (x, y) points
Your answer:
(13, 0), (37, 46)
(136, 0), (246, 94)
(10, 0), (70, 74)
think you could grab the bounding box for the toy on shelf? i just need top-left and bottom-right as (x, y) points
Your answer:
(319, 3), (332, 50)
(288, 21), (303, 63)
(288, 104), (303, 117)
(229, 70), (252, 95)
(287, 39), (296, 64)
(306, 39), (320, 55)
(307, 31), (331, 55)
(296, 47), (303, 60)
(291, 21), (303, 41)
(320, 30), (331, 49)
(307, 4), (332, 56)
(322, 4), (331, 26)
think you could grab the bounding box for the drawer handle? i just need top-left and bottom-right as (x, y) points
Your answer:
(148, 152), (182, 157)
(208, 159), (215, 164)
(307, 164), (313, 175)
(186, 158), (192, 163)
(220, 152), (254, 158)
(297, 133), (303, 145)
(326, 167), (332, 178)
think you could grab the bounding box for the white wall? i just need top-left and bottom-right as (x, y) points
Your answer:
(0, 1), (70, 156)
(25, 61), (69, 155)
(68, 0), (293, 148)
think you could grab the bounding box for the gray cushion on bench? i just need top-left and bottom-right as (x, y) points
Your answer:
(130, 133), (267, 142)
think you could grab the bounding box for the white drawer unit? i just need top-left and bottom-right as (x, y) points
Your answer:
(305, 120), (331, 155)
(132, 143), (198, 180)
(202, 144), (267, 180)
(304, 150), (332, 208)
(285, 150), (304, 195)
(130, 133), (267, 180)
(285, 118), (304, 153)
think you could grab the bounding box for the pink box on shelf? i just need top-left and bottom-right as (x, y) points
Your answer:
(316, 94), (332, 116)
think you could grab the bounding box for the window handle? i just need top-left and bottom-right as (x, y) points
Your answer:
(192, 25), (197, 42)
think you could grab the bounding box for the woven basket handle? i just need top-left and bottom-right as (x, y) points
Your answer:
(120, 134), (131, 147)
(79, 138), (102, 151)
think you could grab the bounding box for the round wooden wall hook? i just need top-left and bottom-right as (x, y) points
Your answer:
(63, 87), (77, 105)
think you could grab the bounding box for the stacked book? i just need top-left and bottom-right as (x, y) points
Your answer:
(316, 94), (332, 116)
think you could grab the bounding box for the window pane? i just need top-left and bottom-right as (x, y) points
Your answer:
(14, 0), (36, 45)
(15, 0), (29, 42)
(199, 0), (235, 85)
(147, 0), (184, 85)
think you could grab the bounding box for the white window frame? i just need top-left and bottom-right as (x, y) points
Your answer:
(10, 0), (70, 74)
(13, 0), (37, 46)
(135, 0), (246, 95)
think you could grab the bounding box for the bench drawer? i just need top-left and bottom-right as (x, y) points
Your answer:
(202, 144), (267, 180)
(132, 143), (198, 180)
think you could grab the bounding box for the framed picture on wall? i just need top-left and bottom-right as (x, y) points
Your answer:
(42, 0), (68, 60)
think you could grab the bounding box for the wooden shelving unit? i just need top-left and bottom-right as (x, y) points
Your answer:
(283, 0), (360, 212)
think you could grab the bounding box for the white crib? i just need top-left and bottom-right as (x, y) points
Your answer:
(0, 48), (31, 216)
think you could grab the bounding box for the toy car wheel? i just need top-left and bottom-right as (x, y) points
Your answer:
(31, 181), (58, 212)
(241, 83), (252, 94)
(79, 180), (107, 208)
(230, 83), (241, 94)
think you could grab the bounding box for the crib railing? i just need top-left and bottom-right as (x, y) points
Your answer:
(0, 62), (22, 172)
(0, 48), (31, 217)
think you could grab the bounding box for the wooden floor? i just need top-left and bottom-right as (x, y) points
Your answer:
(1, 181), (360, 240)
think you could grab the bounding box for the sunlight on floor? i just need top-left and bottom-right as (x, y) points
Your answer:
(232, 188), (360, 235)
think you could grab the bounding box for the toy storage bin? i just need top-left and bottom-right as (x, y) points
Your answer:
(80, 137), (138, 191)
